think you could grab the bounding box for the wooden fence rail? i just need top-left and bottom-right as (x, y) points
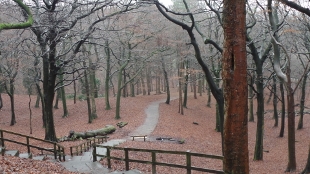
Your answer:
(93, 144), (224, 174)
(0, 129), (65, 161)
(69, 136), (108, 156)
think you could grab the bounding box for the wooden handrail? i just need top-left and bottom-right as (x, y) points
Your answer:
(0, 129), (65, 161)
(69, 136), (108, 156)
(93, 145), (224, 174)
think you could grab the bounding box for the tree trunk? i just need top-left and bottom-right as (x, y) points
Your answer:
(53, 89), (60, 109)
(207, 83), (211, 107)
(193, 73), (197, 99)
(286, 68), (297, 172)
(198, 73), (202, 96)
(279, 82), (285, 137)
(298, 72), (308, 129)
(254, 65), (264, 161)
(73, 71), (77, 104)
(7, 81), (16, 126)
(273, 76), (278, 127)
(301, 143), (310, 174)
(0, 93), (3, 110)
(222, 0), (249, 173)
(59, 67), (68, 118)
(36, 83), (46, 128)
(266, 86), (273, 104)
(215, 103), (220, 132)
(83, 64), (93, 124)
(161, 57), (170, 104)
(35, 93), (40, 108)
(178, 62), (183, 115)
(142, 70), (146, 95)
(105, 40), (111, 110)
(115, 69), (123, 120)
(248, 74), (254, 122)
(122, 69), (127, 98)
(89, 61), (97, 120)
(146, 65), (151, 95)
(115, 46), (130, 119)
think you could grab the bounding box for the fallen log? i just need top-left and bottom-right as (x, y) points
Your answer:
(68, 125), (116, 140)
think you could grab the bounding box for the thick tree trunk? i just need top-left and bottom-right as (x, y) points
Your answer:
(254, 66), (264, 161)
(286, 70), (296, 172)
(222, 0), (249, 173)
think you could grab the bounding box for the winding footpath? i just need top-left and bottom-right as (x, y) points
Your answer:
(61, 98), (169, 174)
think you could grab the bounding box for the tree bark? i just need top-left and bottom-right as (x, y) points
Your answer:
(301, 143), (310, 174)
(53, 89), (60, 109)
(0, 93), (3, 110)
(105, 40), (111, 110)
(279, 82), (285, 137)
(286, 68), (297, 172)
(183, 60), (188, 108)
(298, 71), (308, 129)
(161, 57), (170, 104)
(222, 0), (249, 173)
(6, 80), (16, 126)
(273, 76), (278, 127)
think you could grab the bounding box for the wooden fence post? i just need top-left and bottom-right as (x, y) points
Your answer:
(58, 146), (61, 161)
(26, 137), (30, 153)
(53, 144), (57, 160)
(152, 151), (156, 174)
(70, 147), (73, 156)
(107, 147), (111, 168)
(92, 144), (97, 162)
(125, 148), (129, 171)
(186, 150), (191, 174)
(0, 130), (4, 147)
(62, 147), (65, 161)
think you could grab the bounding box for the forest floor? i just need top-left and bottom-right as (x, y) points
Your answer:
(1, 89), (310, 173)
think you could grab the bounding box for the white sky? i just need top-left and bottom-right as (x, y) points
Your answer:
(159, 0), (173, 6)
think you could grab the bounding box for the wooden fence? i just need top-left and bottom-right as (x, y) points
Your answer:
(0, 129), (65, 161)
(69, 136), (108, 156)
(93, 144), (224, 174)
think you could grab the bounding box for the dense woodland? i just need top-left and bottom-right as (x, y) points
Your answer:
(1, 0), (310, 173)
